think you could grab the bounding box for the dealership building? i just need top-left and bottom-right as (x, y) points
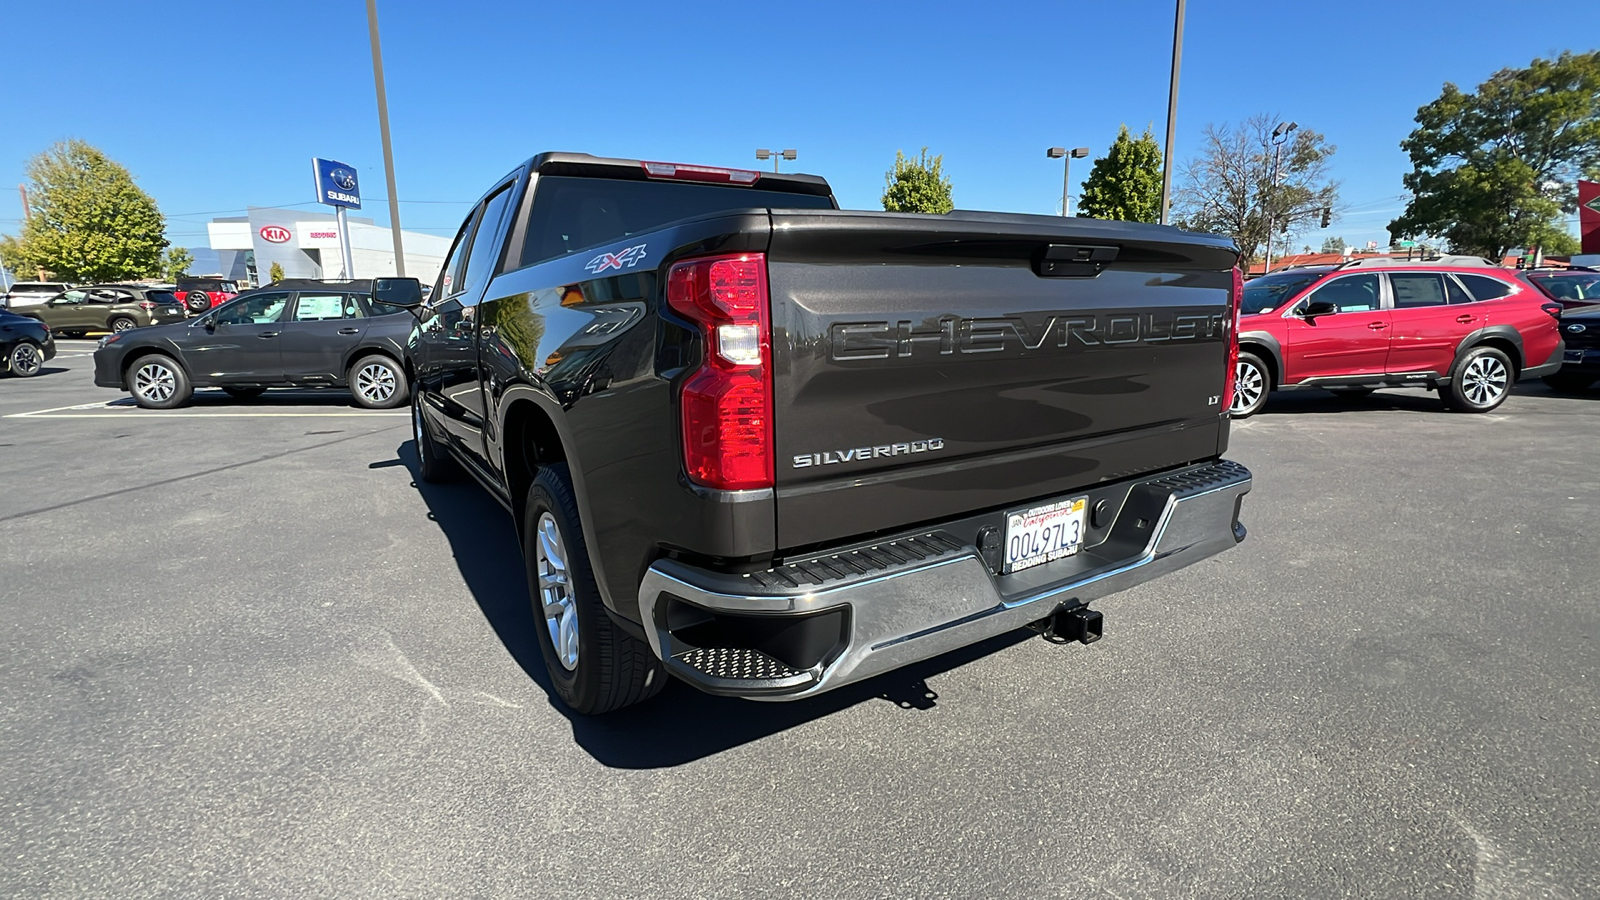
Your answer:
(200, 207), (451, 288)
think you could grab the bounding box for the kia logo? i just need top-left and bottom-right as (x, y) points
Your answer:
(330, 168), (357, 191)
(1568, 323), (1588, 333)
(259, 225), (292, 244)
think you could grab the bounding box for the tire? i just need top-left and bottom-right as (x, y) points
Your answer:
(412, 390), (458, 482)
(349, 354), (408, 409)
(108, 316), (137, 333)
(222, 386), (266, 400)
(1328, 387), (1376, 399)
(184, 291), (210, 314)
(1443, 345), (1513, 413)
(1229, 351), (1271, 417)
(127, 354), (193, 409)
(7, 340), (44, 377)
(525, 463), (665, 715)
(1542, 372), (1595, 393)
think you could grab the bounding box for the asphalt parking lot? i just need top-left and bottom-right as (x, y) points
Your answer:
(2, 341), (1597, 898)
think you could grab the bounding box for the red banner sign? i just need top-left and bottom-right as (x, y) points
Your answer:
(1582, 180), (1600, 255)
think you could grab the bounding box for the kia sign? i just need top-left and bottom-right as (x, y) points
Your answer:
(312, 157), (361, 209)
(259, 225), (292, 244)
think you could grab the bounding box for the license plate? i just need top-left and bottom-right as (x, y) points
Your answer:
(1003, 496), (1087, 574)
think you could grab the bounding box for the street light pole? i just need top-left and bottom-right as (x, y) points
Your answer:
(1047, 147), (1090, 216)
(1263, 120), (1297, 274)
(755, 148), (797, 173)
(1159, 0), (1185, 225)
(365, 0), (405, 277)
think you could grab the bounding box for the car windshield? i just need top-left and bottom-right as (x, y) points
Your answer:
(1242, 272), (1323, 314)
(1528, 272), (1600, 302)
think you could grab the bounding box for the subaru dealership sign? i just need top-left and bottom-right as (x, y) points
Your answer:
(312, 158), (361, 209)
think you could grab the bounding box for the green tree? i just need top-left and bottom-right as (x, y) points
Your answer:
(1171, 115), (1340, 265)
(1320, 236), (1346, 253)
(162, 247), (194, 282)
(268, 261), (285, 283)
(0, 140), (169, 281)
(1076, 124), (1164, 222)
(881, 148), (954, 214)
(1390, 51), (1600, 259)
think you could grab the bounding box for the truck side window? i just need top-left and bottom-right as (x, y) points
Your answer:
(435, 214), (477, 302)
(456, 185), (515, 305)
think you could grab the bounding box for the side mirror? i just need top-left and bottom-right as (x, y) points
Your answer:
(1303, 300), (1338, 318)
(373, 277), (424, 309)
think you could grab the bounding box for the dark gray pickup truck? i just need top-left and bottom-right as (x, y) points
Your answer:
(408, 152), (1251, 714)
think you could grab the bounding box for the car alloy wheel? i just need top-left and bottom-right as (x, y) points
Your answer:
(1461, 354), (1508, 407)
(355, 362), (396, 405)
(1230, 358), (1265, 415)
(110, 318), (136, 332)
(535, 512), (580, 671)
(133, 359), (177, 403)
(9, 342), (42, 376)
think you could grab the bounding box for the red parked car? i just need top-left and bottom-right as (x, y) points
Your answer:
(174, 276), (240, 314)
(1231, 262), (1563, 416)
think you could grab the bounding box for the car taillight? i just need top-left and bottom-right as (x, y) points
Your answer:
(1222, 265), (1242, 412)
(667, 253), (773, 490)
(137, 301), (157, 310)
(1541, 302), (1563, 320)
(642, 161), (761, 185)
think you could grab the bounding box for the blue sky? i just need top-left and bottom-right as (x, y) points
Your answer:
(3, 0), (1593, 256)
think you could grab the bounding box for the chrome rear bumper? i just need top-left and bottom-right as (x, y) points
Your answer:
(638, 460), (1251, 700)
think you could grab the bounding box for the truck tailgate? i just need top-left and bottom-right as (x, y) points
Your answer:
(766, 210), (1238, 551)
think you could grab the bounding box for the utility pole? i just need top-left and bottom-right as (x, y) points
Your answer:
(1047, 147), (1090, 216)
(366, 0), (406, 276)
(1159, 0), (1185, 225)
(1263, 120), (1297, 274)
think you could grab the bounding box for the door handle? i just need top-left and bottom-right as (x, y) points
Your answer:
(1455, 315), (1475, 323)
(338, 327), (360, 335)
(1367, 322), (1387, 330)
(258, 332), (279, 339)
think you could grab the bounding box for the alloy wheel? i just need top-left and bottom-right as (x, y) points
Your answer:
(1230, 359), (1265, 414)
(535, 512), (580, 671)
(10, 343), (42, 376)
(133, 360), (176, 403)
(1462, 355), (1508, 407)
(356, 363), (396, 404)
(111, 318), (135, 332)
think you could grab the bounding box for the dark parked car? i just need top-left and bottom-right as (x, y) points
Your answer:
(1521, 268), (1600, 310)
(1541, 301), (1600, 392)
(0, 307), (55, 376)
(174, 276), (240, 314)
(12, 285), (188, 336)
(92, 282), (414, 409)
(409, 152), (1251, 715)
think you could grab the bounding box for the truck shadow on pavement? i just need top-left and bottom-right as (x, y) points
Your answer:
(395, 439), (1033, 769)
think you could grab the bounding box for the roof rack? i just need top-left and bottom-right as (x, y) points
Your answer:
(1524, 264), (1598, 273)
(1332, 254), (1495, 270)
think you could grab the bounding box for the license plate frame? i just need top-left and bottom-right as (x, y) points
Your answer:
(1002, 495), (1088, 574)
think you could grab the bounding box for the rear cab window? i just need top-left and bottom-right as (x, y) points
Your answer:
(515, 176), (837, 269)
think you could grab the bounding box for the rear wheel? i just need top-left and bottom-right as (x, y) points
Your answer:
(525, 463), (664, 715)
(1229, 351), (1271, 417)
(1542, 372), (1595, 393)
(1443, 346), (1513, 413)
(109, 316), (137, 333)
(128, 354), (192, 409)
(222, 386), (266, 400)
(349, 354), (407, 409)
(7, 340), (43, 377)
(184, 291), (210, 314)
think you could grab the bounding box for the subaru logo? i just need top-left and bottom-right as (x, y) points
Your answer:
(1568, 324), (1588, 334)
(330, 168), (357, 191)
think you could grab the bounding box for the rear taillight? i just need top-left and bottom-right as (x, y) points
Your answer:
(1541, 302), (1563, 320)
(642, 161), (761, 185)
(667, 253), (773, 490)
(137, 301), (157, 310)
(1222, 265), (1242, 413)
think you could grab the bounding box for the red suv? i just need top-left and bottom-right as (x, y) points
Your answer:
(1231, 262), (1563, 416)
(174, 276), (240, 314)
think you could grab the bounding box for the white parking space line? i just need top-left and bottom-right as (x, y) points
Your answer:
(6, 400), (407, 419)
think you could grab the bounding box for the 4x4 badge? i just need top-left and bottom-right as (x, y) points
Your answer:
(584, 244), (648, 274)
